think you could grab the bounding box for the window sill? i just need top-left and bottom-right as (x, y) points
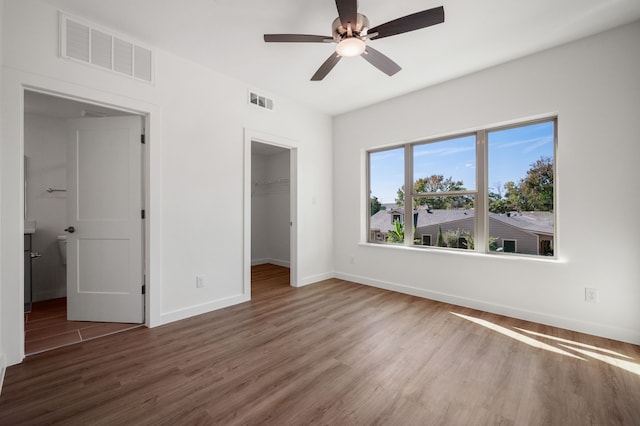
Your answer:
(359, 242), (561, 263)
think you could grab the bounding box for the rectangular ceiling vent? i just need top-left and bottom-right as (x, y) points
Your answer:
(248, 91), (274, 111)
(59, 12), (154, 83)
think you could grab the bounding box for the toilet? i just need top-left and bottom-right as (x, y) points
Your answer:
(56, 235), (67, 265)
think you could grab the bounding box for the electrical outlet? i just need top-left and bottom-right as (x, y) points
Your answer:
(585, 288), (598, 303)
(196, 275), (206, 288)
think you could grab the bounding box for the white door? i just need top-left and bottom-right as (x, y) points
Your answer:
(66, 116), (144, 323)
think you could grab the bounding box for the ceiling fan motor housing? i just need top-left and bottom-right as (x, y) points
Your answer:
(332, 13), (370, 42)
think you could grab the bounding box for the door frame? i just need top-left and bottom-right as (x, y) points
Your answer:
(22, 89), (148, 318)
(243, 129), (298, 296)
(1, 73), (162, 364)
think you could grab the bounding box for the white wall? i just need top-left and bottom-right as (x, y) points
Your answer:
(0, 0), (5, 383)
(251, 153), (269, 263)
(333, 21), (640, 344)
(265, 151), (291, 266)
(24, 113), (67, 301)
(0, 0), (333, 366)
(251, 150), (291, 267)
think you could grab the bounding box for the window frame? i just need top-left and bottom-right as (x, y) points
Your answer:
(366, 116), (557, 258)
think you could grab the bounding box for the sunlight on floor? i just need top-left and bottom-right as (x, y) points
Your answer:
(452, 312), (640, 377)
(451, 312), (585, 360)
(515, 327), (635, 359)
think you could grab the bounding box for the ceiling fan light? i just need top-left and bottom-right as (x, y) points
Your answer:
(336, 38), (366, 57)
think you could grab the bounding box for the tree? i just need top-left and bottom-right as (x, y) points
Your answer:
(488, 156), (554, 213)
(436, 226), (445, 247)
(396, 175), (468, 209)
(370, 194), (382, 216)
(521, 156), (554, 211)
(387, 219), (404, 244)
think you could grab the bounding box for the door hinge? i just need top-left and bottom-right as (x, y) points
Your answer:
(142, 284), (146, 295)
(141, 209), (145, 219)
(141, 134), (145, 144)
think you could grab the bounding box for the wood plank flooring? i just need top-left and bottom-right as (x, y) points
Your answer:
(24, 298), (142, 355)
(1, 264), (639, 425)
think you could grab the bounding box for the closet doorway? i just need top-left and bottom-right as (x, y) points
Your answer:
(250, 141), (295, 288)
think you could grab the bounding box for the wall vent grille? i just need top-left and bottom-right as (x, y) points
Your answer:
(248, 91), (274, 111)
(59, 12), (154, 83)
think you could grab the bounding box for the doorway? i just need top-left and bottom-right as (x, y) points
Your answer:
(245, 134), (297, 294)
(23, 90), (145, 354)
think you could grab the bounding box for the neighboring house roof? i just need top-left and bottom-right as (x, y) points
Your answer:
(491, 211), (554, 235)
(370, 209), (554, 235)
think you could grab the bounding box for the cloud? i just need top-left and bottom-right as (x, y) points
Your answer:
(495, 135), (553, 153)
(414, 145), (475, 157)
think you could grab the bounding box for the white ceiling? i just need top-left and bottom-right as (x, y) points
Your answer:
(41, 0), (640, 116)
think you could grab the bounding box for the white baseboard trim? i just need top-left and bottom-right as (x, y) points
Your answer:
(32, 288), (66, 302)
(0, 352), (5, 396)
(334, 272), (640, 345)
(251, 258), (291, 268)
(297, 271), (334, 287)
(267, 258), (290, 268)
(160, 293), (249, 325)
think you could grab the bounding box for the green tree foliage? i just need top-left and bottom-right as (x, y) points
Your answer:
(442, 229), (468, 249)
(436, 226), (445, 247)
(370, 195), (382, 216)
(396, 175), (470, 209)
(489, 157), (554, 213)
(521, 157), (554, 211)
(387, 219), (404, 244)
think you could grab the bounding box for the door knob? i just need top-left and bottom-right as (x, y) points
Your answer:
(64, 226), (75, 233)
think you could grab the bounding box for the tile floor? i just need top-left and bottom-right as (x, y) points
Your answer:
(24, 298), (142, 355)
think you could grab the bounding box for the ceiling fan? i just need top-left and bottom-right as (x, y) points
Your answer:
(264, 0), (445, 81)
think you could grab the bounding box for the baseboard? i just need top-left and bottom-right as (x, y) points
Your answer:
(334, 271), (640, 345)
(251, 258), (290, 268)
(32, 288), (66, 302)
(160, 293), (249, 325)
(297, 271), (334, 287)
(267, 258), (290, 268)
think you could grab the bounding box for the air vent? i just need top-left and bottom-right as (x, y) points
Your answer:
(60, 12), (154, 83)
(248, 91), (274, 111)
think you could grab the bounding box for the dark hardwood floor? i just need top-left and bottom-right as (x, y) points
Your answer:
(1, 264), (639, 425)
(24, 297), (142, 355)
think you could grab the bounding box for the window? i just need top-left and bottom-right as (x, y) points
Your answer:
(367, 118), (556, 257)
(502, 239), (517, 253)
(488, 120), (555, 256)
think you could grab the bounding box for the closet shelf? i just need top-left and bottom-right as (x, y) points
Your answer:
(255, 178), (289, 186)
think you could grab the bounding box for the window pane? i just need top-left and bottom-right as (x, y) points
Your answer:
(369, 147), (404, 243)
(488, 121), (555, 256)
(413, 135), (476, 192)
(412, 196), (474, 250)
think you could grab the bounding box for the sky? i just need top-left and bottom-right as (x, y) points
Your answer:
(370, 121), (555, 204)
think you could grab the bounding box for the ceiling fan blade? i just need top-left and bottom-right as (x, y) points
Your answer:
(264, 34), (333, 43)
(311, 53), (342, 81)
(335, 0), (358, 29)
(362, 46), (401, 76)
(369, 6), (444, 40)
